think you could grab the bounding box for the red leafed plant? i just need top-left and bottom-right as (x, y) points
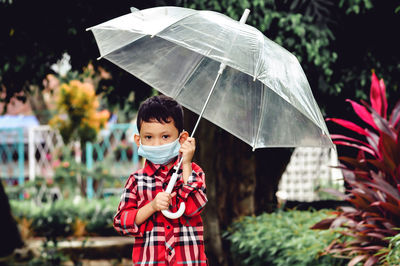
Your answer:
(311, 70), (400, 266)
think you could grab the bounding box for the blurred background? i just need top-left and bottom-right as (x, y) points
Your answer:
(1, 0), (399, 265)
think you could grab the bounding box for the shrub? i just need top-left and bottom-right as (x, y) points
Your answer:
(10, 196), (120, 239)
(382, 232), (400, 265)
(224, 209), (350, 266)
(311, 71), (400, 265)
(51, 147), (116, 199)
(81, 198), (117, 236)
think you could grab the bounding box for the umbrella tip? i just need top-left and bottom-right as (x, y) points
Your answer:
(130, 7), (139, 13)
(239, 9), (251, 24)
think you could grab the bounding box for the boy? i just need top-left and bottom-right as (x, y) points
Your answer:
(113, 95), (208, 265)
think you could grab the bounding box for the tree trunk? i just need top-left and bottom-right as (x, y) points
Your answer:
(0, 182), (24, 258)
(184, 109), (293, 266)
(254, 148), (293, 214)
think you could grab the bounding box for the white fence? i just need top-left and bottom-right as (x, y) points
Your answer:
(277, 147), (344, 202)
(28, 125), (65, 180)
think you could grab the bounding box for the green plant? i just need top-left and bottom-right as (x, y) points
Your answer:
(53, 161), (86, 197)
(82, 198), (118, 236)
(311, 71), (400, 265)
(10, 196), (121, 238)
(51, 146), (116, 198)
(223, 209), (350, 266)
(380, 232), (400, 265)
(27, 239), (70, 266)
(30, 201), (79, 241)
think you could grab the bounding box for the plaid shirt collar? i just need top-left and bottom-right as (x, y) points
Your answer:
(143, 155), (181, 177)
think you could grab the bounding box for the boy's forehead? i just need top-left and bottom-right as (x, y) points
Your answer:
(139, 118), (178, 133)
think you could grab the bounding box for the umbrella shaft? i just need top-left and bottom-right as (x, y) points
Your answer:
(191, 63), (225, 138)
(170, 64), (225, 189)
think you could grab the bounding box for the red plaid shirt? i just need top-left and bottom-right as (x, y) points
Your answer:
(113, 157), (208, 265)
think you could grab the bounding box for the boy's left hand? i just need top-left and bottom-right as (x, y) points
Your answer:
(180, 137), (195, 165)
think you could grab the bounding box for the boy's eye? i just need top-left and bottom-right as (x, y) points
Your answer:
(144, 136), (152, 140)
(162, 135), (170, 139)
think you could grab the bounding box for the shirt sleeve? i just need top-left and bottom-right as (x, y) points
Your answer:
(113, 174), (145, 237)
(177, 163), (208, 217)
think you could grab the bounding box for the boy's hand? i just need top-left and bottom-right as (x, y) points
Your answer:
(151, 192), (177, 212)
(180, 137), (195, 165)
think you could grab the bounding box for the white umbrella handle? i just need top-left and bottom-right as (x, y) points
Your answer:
(161, 166), (186, 219)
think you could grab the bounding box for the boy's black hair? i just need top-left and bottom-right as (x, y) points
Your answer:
(136, 95), (184, 133)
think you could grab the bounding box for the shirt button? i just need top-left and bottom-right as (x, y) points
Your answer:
(167, 225), (171, 229)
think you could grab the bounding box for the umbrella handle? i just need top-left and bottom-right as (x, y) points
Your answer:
(161, 166), (186, 219)
(161, 202), (186, 219)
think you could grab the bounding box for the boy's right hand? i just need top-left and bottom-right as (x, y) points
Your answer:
(151, 192), (177, 212)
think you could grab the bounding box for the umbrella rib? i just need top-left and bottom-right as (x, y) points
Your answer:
(252, 83), (266, 151)
(95, 33), (146, 60)
(150, 12), (198, 38)
(172, 54), (205, 99)
(253, 31), (265, 81)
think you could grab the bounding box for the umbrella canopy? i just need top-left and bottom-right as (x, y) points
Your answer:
(87, 6), (333, 149)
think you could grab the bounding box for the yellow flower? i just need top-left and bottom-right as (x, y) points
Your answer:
(82, 82), (95, 97)
(50, 78), (111, 143)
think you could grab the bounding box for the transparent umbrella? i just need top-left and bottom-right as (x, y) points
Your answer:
(87, 6), (333, 219)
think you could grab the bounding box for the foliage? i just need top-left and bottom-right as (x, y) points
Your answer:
(223, 209), (350, 266)
(51, 146), (116, 198)
(79, 197), (118, 236)
(339, 0), (373, 14)
(12, 199), (78, 241)
(311, 71), (400, 265)
(49, 79), (110, 145)
(10, 196), (120, 239)
(0, 0), (155, 116)
(10, 196), (120, 265)
(28, 240), (70, 266)
(380, 232), (400, 265)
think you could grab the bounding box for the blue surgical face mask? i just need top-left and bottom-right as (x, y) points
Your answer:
(138, 137), (181, 165)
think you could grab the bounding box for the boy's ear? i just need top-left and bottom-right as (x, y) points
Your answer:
(179, 130), (189, 144)
(134, 134), (141, 147)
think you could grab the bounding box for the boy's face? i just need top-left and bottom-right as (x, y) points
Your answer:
(134, 117), (188, 147)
